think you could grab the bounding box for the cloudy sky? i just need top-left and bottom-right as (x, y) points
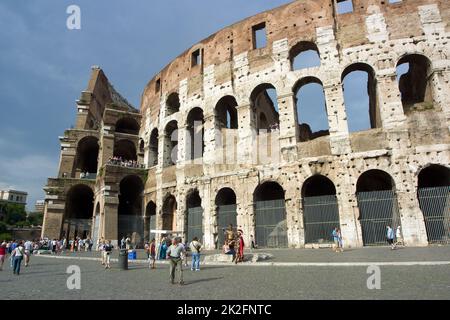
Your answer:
(0, 0), (371, 211)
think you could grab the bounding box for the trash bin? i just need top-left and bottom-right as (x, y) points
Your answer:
(128, 250), (137, 260)
(118, 249), (128, 270)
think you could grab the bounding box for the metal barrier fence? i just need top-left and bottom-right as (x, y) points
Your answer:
(418, 186), (450, 244)
(255, 199), (288, 248)
(118, 215), (144, 248)
(357, 190), (400, 246)
(303, 195), (340, 244)
(187, 206), (204, 242)
(217, 204), (237, 247)
(62, 218), (92, 239)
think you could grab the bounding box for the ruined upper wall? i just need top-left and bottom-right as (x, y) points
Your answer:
(140, 0), (450, 124)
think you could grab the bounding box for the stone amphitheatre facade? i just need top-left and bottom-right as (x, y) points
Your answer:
(42, 0), (450, 249)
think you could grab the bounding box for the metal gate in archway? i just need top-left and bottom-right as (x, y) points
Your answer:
(303, 195), (340, 244)
(187, 206), (204, 242)
(357, 190), (401, 246)
(217, 204), (237, 247)
(118, 215), (144, 248)
(255, 199), (288, 248)
(418, 186), (450, 244)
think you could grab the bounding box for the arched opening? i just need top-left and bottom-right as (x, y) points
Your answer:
(250, 83), (279, 133)
(62, 184), (94, 240)
(342, 63), (379, 132)
(396, 54), (433, 114)
(115, 117), (139, 135)
(290, 41), (321, 71)
(186, 190), (203, 242)
(253, 181), (287, 248)
(149, 128), (159, 167)
(215, 96), (238, 129)
(166, 92), (180, 116)
(118, 175), (144, 248)
(186, 107), (204, 160)
(215, 188), (237, 248)
(417, 165), (450, 244)
(294, 77), (329, 142)
(145, 201), (157, 242)
(139, 139), (144, 154)
(163, 121), (178, 167)
(302, 175), (340, 244)
(75, 136), (99, 178)
(113, 139), (137, 161)
(356, 170), (400, 246)
(162, 195), (177, 231)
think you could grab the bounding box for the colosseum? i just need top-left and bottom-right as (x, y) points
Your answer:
(41, 0), (450, 250)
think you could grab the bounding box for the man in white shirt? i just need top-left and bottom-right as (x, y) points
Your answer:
(24, 240), (33, 267)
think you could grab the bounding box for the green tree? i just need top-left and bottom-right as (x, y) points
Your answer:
(0, 203), (27, 225)
(27, 212), (44, 226)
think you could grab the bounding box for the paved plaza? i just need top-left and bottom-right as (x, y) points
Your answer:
(1, 247), (450, 300)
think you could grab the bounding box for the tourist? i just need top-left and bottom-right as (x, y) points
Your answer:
(0, 241), (6, 271)
(103, 240), (113, 269)
(236, 229), (245, 264)
(166, 237), (185, 285)
(99, 239), (106, 266)
(158, 236), (168, 260)
(149, 238), (156, 269)
(225, 224), (235, 244)
(120, 237), (125, 249)
(386, 225), (396, 250)
(52, 239), (58, 254)
(332, 227), (339, 252)
(78, 238), (84, 252)
(24, 239), (33, 267)
(125, 236), (131, 250)
(9, 241), (17, 268)
(189, 237), (202, 271)
(11, 241), (25, 275)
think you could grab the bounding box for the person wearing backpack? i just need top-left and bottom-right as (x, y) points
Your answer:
(11, 241), (25, 275)
(189, 237), (202, 271)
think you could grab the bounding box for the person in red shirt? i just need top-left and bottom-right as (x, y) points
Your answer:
(0, 241), (7, 271)
(236, 230), (245, 264)
(149, 238), (156, 269)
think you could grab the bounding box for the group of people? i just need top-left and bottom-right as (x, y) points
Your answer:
(386, 225), (403, 250)
(0, 239), (34, 275)
(107, 156), (145, 169)
(222, 225), (245, 264)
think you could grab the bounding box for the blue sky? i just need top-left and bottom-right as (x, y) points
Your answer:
(0, 0), (382, 211)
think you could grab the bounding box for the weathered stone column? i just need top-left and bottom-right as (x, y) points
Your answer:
(202, 182), (215, 249)
(41, 199), (65, 239)
(103, 197), (119, 247)
(285, 195), (302, 248)
(236, 103), (256, 165)
(202, 113), (215, 166)
(323, 82), (352, 155)
(277, 93), (299, 162)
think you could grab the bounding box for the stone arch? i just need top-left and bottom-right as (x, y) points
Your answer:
(301, 175), (340, 244)
(63, 184), (94, 239)
(293, 77), (329, 142)
(186, 189), (203, 242)
(163, 120), (178, 167)
(148, 128), (159, 167)
(396, 54), (433, 114)
(113, 139), (137, 161)
(115, 117), (139, 135)
(75, 136), (99, 176)
(342, 63), (380, 132)
(289, 41), (321, 71)
(186, 107), (204, 160)
(162, 194), (177, 231)
(215, 95), (238, 129)
(250, 83), (279, 133)
(356, 169), (400, 246)
(253, 181), (287, 248)
(417, 164), (450, 244)
(166, 92), (180, 116)
(118, 175), (144, 247)
(215, 187), (238, 247)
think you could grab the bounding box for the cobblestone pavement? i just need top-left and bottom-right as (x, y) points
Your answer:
(41, 245), (450, 263)
(1, 254), (450, 300)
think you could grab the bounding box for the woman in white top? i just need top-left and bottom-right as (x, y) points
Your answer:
(12, 242), (25, 275)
